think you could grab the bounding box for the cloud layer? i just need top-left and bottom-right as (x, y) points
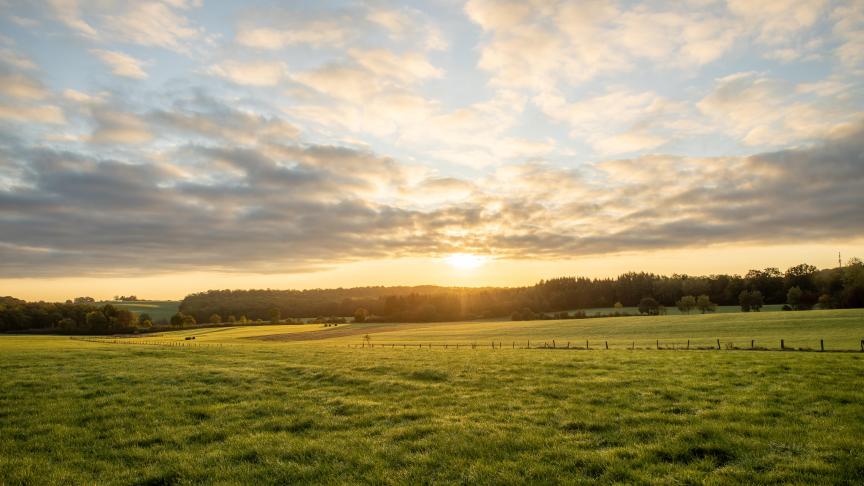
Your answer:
(0, 0), (863, 277)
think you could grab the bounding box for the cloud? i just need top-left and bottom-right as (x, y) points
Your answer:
(727, 0), (826, 45)
(235, 23), (348, 49)
(90, 49), (148, 79)
(465, 0), (739, 89)
(150, 94), (300, 144)
(0, 73), (49, 100)
(534, 88), (699, 154)
(47, 0), (206, 53)
(3, 104), (862, 276)
(348, 49), (443, 84)
(0, 103), (65, 124)
(88, 110), (152, 144)
(698, 72), (859, 146)
(0, 48), (37, 70)
(366, 7), (448, 51)
(830, 0), (864, 67)
(48, 0), (98, 39)
(101, 2), (203, 51)
(207, 60), (288, 86)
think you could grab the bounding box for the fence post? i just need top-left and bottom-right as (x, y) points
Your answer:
(631, 341), (635, 350)
(605, 340), (608, 350)
(527, 340), (530, 349)
(781, 339), (784, 350)
(751, 339), (754, 349)
(820, 339), (824, 352)
(686, 339), (690, 350)
(586, 339), (589, 350)
(717, 339), (721, 350)
(512, 341), (515, 349)
(552, 339), (556, 349)
(656, 339), (659, 350)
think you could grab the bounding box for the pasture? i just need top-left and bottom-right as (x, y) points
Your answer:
(2, 310), (863, 484)
(102, 300), (180, 323)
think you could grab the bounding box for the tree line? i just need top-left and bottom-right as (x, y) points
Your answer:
(178, 260), (864, 323)
(0, 298), (155, 333)
(3, 260), (862, 332)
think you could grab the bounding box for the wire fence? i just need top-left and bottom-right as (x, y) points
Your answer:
(348, 338), (864, 352)
(70, 336), (864, 353)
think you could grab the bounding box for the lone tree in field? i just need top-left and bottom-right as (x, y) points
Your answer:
(209, 313), (221, 324)
(696, 295), (717, 313)
(353, 307), (369, 323)
(676, 295), (696, 314)
(739, 290), (764, 312)
(638, 297), (660, 315)
(787, 286), (803, 310)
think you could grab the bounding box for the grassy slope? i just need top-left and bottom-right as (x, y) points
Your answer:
(102, 301), (179, 322)
(2, 310), (864, 484)
(146, 309), (864, 351)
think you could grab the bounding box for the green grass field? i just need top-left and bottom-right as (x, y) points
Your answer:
(102, 300), (180, 323)
(2, 310), (863, 484)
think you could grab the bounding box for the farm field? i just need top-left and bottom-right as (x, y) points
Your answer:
(146, 309), (864, 351)
(103, 300), (180, 322)
(2, 310), (864, 484)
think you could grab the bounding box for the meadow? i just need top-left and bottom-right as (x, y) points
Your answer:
(1, 310), (863, 484)
(104, 301), (180, 323)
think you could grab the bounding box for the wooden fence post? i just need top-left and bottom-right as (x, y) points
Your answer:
(820, 339), (824, 352)
(716, 339), (721, 350)
(631, 341), (635, 350)
(751, 339), (754, 349)
(552, 340), (556, 349)
(781, 339), (784, 350)
(686, 339), (690, 350)
(605, 341), (608, 350)
(656, 339), (659, 350)
(586, 340), (589, 350)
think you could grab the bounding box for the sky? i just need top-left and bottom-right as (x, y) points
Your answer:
(0, 0), (863, 301)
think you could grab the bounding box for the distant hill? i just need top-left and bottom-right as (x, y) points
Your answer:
(101, 300), (179, 324)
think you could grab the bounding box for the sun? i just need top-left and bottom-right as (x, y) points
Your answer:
(444, 253), (487, 269)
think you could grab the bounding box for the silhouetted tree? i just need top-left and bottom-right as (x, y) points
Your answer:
(638, 297), (659, 315)
(676, 295), (696, 314)
(696, 295), (716, 313)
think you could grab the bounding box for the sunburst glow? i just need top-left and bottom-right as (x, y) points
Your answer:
(444, 253), (487, 269)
